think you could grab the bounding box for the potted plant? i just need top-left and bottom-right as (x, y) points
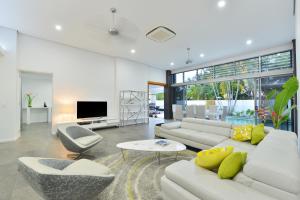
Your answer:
(24, 93), (35, 108)
(258, 76), (299, 129)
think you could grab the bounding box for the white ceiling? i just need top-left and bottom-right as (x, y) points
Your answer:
(0, 0), (295, 70)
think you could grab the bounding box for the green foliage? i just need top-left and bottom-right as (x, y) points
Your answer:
(246, 109), (255, 116)
(24, 93), (35, 107)
(186, 84), (215, 100)
(266, 89), (277, 101)
(274, 77), (298, 115)
(156, 93), (164, 100)
(268, 76), (299, 129)
(233, 109), (255, 117)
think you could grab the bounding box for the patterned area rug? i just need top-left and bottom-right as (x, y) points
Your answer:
(96, 150), (196, 200)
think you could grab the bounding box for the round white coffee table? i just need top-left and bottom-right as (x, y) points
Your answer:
(116, 139), (186, 164)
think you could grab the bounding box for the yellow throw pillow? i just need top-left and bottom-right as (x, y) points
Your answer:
(231, 125), (253, 141)
(195, 146), (234, 170)
(218, 152), (247, 179)
(251, 124), (265, 145)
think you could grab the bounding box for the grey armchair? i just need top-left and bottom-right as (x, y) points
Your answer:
(18, 157), (114, 200)
(57, 125), (103, 158)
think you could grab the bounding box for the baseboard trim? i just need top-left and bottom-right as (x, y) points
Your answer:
(0, 131), (20, 143)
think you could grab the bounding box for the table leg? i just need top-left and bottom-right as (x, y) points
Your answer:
(175, 152), (179, 160)
(121, 149), (125, 161)
(158, 152), (160, 165)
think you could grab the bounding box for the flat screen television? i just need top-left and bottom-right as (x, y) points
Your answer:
(77, 101), (107, 119)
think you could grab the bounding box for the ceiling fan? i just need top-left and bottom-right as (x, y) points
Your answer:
(108, 8), (120, 36)
(185, 48), (193, 65)
(86, 8), (139, 45)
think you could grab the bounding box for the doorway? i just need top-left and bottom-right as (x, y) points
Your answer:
(20, 71), (53, 131)
(148, 81), (165, 119)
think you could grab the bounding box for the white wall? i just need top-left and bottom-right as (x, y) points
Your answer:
(0, 27), (19, 142)
(116, 58), (165, 91)
(18, 34), (165, 129)
(18, 34), (116, 125)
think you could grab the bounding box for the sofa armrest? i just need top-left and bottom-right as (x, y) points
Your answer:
(161, 122), (181, 130)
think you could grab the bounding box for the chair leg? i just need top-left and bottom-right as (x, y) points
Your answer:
(67, 153), (82, 160)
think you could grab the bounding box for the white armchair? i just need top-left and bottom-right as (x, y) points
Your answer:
(57, 125), (103, 159)
(18, 157), (114, 200)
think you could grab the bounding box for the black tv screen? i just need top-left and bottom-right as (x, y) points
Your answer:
(77, 101), (107, 119)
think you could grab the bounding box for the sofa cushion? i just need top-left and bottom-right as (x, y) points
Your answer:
(181, 118), (232, 137)
(63, 159), (111, 176)
(218, 152), (247, 179)
(170, 128), (227, 146)
(195, 146), (234, 170)
(243, 130), (300, 194)
(161, 121), (181, 130)
(234, 173), (299, 200)
(75, 135), (101, 146)
(183, 118), (232, 128)
(215, 139), (256, 155)
(231, 125), (252, 142)
(165, 160), (275, 200)
(251, 124), (265, 145)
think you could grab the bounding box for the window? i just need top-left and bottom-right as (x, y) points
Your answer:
(214, 62), (236, 78)
(261, 51), (292, 72)
(171, 50), (294, 131)
(184, 70), (197, 82)
(214, 58), (259, 78)
(172, 50), (292, 84)
(235, 58), (259, 74)
(175, 73), (183, 83)
(198, 67), (214, 80)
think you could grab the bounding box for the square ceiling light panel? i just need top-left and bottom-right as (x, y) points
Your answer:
(146, 26), (176, 43)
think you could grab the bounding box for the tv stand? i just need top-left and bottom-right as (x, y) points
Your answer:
(76, 118), (120, 130)
(77, 121), (92, 125)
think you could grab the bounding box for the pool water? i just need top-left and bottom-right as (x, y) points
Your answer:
(225, 116), (256, 125)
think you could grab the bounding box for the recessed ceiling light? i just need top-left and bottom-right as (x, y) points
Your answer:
(218, 0), (226, 8)
(130, 49), (136, 54)
(55, 25), (62, 31)
(246, 39), (253, 45)
(200, 53), (205, 58)
(170, 62), (174, 66)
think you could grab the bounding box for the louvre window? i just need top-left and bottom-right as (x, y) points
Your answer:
(235, 58), (259, 74)
(214, 62), (236, 78)
(198, 67), (214, 80)
(173, 50), (292, 84)
(261, 51), (292, 72)
(214, 58), (259, 78)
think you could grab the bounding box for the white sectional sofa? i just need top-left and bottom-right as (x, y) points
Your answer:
(156, 118), (300, 200)
(156, 118), (272, 150)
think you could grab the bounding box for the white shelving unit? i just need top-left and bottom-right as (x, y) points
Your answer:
(119, 90), (148, 126)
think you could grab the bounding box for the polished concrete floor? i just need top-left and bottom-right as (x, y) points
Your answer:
(0, 118), (165, 200)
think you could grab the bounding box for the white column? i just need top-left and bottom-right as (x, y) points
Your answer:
(0, 27), (19, 142)
(296, 0), (300, 153)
